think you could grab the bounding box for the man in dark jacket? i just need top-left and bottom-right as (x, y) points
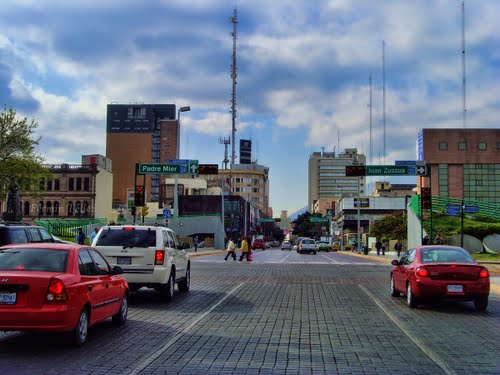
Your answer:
(375, 239), (382, 256)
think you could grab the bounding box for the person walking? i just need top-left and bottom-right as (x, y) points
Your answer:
(225, 237), (237, 261)
(75, 228), (86, 245)
(394, 240), (403, 257)
(193, 236), (199, 252)
(239, 236), (250, 262)
(382, 240), (387, 256)
(375, 239), (382, 256)
(434, 233), (444, 245)
(422, 235), (430, 245)
(89, 227), (99, 245)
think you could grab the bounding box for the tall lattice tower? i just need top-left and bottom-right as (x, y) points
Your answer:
(220, 137), (231, 170)
(229, 7), (238, 167)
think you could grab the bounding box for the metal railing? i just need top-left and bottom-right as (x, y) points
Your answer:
(35, 218), (108, 237)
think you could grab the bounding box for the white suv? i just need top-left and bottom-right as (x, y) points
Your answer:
(93, 225), (190, 300)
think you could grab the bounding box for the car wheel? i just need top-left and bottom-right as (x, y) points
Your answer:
(474, 296), (488, 311)
(390, 275), (399, 297)
(406, 282), (419, 308)
(178, 266), (190, 293)
(112, 294), (128, 325)
(71, 307), (89, 347)
(158, 270), (175, 301)
(313, 251), (317, 255)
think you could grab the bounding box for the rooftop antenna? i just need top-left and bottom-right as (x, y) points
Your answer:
(337, 129), (340, 155)
(462, 1), (467, 128)
(368, 73), (373, 165)
(229, 7), (238, 167)
(220, 137), (231, 170)
(382, 40), (386, 166)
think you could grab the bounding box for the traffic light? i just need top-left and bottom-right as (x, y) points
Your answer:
(198, 164), (219, 175)
(345, 165), (366, 176)
(131, 206), (137, 216)
(134, 185), (145, 206)
(141, 206), (149, 217)
(421, 187), (431, 209)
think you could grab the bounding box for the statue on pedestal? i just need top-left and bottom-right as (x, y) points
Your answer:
(2, 182), (22, 222)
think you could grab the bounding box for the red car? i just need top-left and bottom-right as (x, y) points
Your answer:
(0, 243), (129, 346)
(251, 238), (266, 250)
(390, 245), (490, 310)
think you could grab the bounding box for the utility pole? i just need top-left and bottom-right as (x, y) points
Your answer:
(229, 8), (238, 168)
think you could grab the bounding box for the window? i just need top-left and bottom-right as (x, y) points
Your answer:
(54, 201), (60, 216)
(75, 201), (81, 216)
(24, 201), (30, 216)
(478, 142), (487, 151)
(38, 201), (44, 216)
(76, 178), (82, 191)
(497, 142), (500, 150)
(78, 250), (99, 276)
(68, 178), (75, 191)
(39, 178), (45, 190)
(39, 228), (53, 242)
(89, 249), (111, 275)
(10, 229), (28, 244)
(458, 141), (467, 150)
(54, 178), (60, 191)
(83, 178), (90, 191)
(45, 201), (52, 216)
(27, 228), (43, 242)
(46, 180), (53, 191)
(68, 201), (74, 216)
(438, 141), (448, 150)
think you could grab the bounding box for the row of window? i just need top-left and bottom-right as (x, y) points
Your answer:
(40, 177), (90, 192)
(22, 201), (90, 216)
(438, 141), (500, 151)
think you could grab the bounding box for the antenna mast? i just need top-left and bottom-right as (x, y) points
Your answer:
(220, 137), (231, 170)
(368, 73), (373, 165)
(462, 1), (466, 128)
(230, 8), (238, 167)
(382, 40), (386, 165)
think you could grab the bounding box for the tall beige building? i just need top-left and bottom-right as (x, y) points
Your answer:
(308, 148), (366, 212)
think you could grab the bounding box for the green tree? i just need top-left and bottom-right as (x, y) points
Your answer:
(0, 107), (52, 195)
(370, 211), (407, 241)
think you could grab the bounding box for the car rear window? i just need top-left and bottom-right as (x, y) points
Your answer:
(302, 240), (315, 244)
(0, 248), (69, 272)
(95, 228), (156, 247)
(421, 248), (475, 263)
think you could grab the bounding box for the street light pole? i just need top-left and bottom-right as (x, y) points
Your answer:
(357, 175), (361, 253)
(174, 106), (191, 224)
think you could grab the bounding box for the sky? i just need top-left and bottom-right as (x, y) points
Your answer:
(1, 0), (499, 217)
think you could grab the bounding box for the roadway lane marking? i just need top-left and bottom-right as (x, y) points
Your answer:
(279, 251), (293, 263)
(359, 285), (457, 375)
(127, 282), (246, 375)
(319, 254), (340, 264)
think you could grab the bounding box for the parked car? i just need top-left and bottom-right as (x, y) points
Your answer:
(93, 225), (190, 300)
(298, 238), (317, 254)
(390, 245), (490, 310)
(330, 241), (341, 252)
(251, 238), (266, 250)
(0, 243), (129, 347)
(316, 241), (330, 252)
(281, 240), (292, 251)
(0, 223), (56, 247)
(265, 241), (272, 248)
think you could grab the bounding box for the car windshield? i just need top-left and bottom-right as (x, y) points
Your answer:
(421, 247), (475, 263)
(95, 228), (156, 247)
(0, 248), (68, 272)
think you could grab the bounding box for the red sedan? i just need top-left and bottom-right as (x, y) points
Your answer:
(0, 243), (129, 346)
(390, 245), (490, 310)
(251, 238), (266, 251)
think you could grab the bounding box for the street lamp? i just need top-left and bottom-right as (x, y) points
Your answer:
(353, 157), (362, 253)
(244, 185), (251, 237)
(174, 106), (191, 226)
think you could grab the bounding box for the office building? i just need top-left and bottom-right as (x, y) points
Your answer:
(106, 103), (177, 207)
(418, 128), (500, 203)
(308, 148), (366, 212)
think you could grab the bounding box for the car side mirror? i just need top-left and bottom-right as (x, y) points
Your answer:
(112, 265), (123, 275)
(391, 259), (400, 266)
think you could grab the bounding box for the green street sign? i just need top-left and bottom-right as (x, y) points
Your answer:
(260, 218), (274, 222)
(311, 217), (329, 223)
(137, 163), (182, 174)
(189, 160), (199, 174)
(366, 165), (411, 176)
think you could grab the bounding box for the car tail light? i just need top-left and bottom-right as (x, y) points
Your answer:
(155, 250), (165, 265)
(46, 278), (68, 302)
(479, 269), (489, 278)
(416, 268), (429, 277)
(122, 227), (135, 231)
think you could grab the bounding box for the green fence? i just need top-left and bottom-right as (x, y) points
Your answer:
(35, 218), (108, 237)
(410, 195), (500, 222)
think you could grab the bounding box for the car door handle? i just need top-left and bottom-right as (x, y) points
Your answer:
(88, 286), (93, 292)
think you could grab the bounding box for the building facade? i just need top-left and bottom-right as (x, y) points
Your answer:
(106, 103), (178, 208)
(1, 154), (112, 221)
(308, 148), (366, 212)
(418, 128), (500, 204)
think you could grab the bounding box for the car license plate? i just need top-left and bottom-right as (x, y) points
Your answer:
(0, 292), (17, 304)
(447, 285), (463, 293)
(117, 257), (132, 265)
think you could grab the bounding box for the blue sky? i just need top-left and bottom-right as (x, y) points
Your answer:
(1, 0), (499, 216)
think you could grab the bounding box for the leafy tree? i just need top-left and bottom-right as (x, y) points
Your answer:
(0, 107), (52, 196)
(292, 211), (325, 238)
(370, 211), (407, 241)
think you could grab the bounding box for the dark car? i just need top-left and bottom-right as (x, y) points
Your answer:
(0, 224), (56, 247)
(390, 245), (490, 310)
(251, 238), (266, 250)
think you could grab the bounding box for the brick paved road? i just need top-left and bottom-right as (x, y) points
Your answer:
(1, 250), (498, 375)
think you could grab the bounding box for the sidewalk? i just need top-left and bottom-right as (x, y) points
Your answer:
(186, 248), (225, 257)
(340, 250), (500, 294)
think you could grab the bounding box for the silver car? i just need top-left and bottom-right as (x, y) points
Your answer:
(281, 240), (292, 250)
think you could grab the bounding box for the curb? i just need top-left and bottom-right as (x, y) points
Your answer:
(188, 250), (226, 258)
